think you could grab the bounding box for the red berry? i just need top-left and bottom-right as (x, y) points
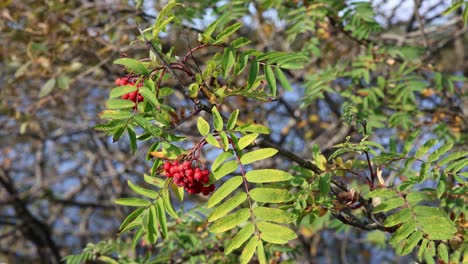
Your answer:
(201, 169), (210, 176)
(185, 169), (194, 177)
(201, 175), (209, 184)
(163, 162), (171, 171)
(194, 171), (202, 181)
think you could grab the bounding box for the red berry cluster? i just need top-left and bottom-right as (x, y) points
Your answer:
(163, 160), (215, 195)
(115, 77), (144, 104)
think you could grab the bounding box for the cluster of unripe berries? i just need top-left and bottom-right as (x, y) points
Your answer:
(115, 77), (144, 104)
(163, 160), (215, 195)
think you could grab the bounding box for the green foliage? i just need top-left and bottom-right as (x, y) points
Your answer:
(80, 1), (468, 263)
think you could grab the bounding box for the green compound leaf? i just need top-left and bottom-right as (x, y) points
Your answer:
(114, 58), (149, 76)
(115, 197), (151, 207)
(237, 133), (259, 150)
(222, 47), (235, 77)
(109, 85), (137, 98)
(208, 192), (247, 222)
(127, 180), (158, 199)
(146, 205), (158, 244)
(418, 215), (456, 240)
(250, 188), (292, 203)
(253, 207), (297, 224)
(197, 117), (210, 136)
(225, 223), (254, 254)
(437, 243), (449, 263)
(105, 99), (135, 109)
(127, 126), (137, 154)
(245, 169), (292, 183)
(240, 148), (278, 165)
(264, 64), (277, 96)
(210, 208), (250, 233)
(240, 236), (258, 264)
(207, 176), (243, 208)
(257, 221), (297, 244)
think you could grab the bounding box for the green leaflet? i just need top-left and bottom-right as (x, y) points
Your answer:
(275, 67), (292, 91)
(222, 47), (235, 77)
(115, 197), (151, 207)
(249, 188), (292, 203)
(368, 188), (397, 198)
(400, 231), (423, 256)
(212, 106), (223, 131)
(139, 86), (159, 107)
(39, 78), (56, 97)
(253, 207), (296, 224)
(247, 61), (259, 89)
(127, 180), (158, 199)
(208, 192), (247, 222)
(418, 215), (456, 240)
(162, 189), (177, 218)
(143, 174), (165, 188)
(240, 236), (258, 264)
(156, 199), (167, 238)
(105, 99), (135, 109)
(403, 129), (420, 155)
(212, 150), (234, 171)
(114, 58), (149, 75)
(415, 139), (438, 159)
(146, 206), (158, 244)
(257, 240), (267, 264)
(427, 141), (453, 163)
(389, 220), (417, 245)
(235, 123), (270, 134)
(438, 151), (468, 166)
(127, 127), (137, 154)
(245, 169), (292, 183)
(373, 197), (404, 213)
(197, 117), (210, 136)
(219, 131), (230, 151)
(264, 64), (277, 96)
(227, 109), (239, 130)
(225, 223), (254, 254)
(257, 221), (297, 244)
(119, 207), (145, 232)
(212, 160), (238, 180)
(240, 148), (278, 165)
(207, 176), (243, 208)
(99, 110), (133, 120)
(210, 208), (250, 233)
(109, 85), (137, 98)
(384, 208), (412, 227)
(237, 133), (259, 150)
(437, 243), (449, 263)
(205, 134), (221, 148)
(214, 22), (242, 44)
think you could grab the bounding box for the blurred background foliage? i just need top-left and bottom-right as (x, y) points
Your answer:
(0, 0), (467, 263)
